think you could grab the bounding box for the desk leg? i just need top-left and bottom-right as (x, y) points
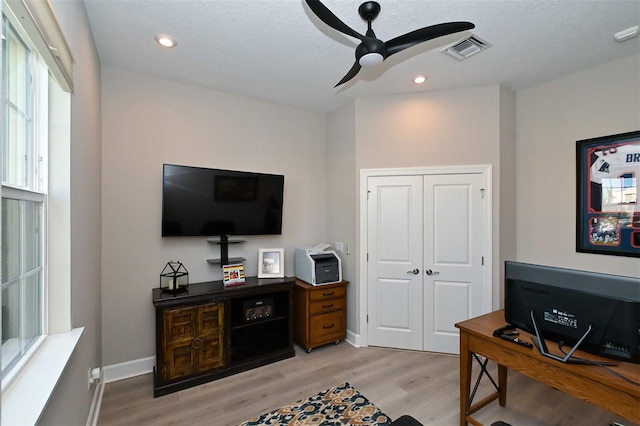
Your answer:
(498, 364), (508, 406)
(459, 331), (472, 426)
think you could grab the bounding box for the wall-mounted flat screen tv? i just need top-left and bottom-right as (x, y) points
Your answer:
(162, 164), (284, 237)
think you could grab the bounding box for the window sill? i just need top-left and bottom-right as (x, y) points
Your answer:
(1, 327), (84, 425)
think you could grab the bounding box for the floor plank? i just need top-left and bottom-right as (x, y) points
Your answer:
(98, 344), (636, 426)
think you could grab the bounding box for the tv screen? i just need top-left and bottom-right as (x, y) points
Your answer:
(504, 261), (639, 364)
(162, 164), (284, 237)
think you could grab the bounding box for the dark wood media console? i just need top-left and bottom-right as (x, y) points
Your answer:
(152, 276), (295, 397)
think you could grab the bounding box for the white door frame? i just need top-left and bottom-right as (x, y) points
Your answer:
(358, 165), (493, 348)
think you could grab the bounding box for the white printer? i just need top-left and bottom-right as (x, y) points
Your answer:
(295, 244), (342, 286)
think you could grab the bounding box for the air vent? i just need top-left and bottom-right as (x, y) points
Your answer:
(442, 35), (491, 60)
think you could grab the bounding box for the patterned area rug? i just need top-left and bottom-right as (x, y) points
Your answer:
(238, 382), (391, 425)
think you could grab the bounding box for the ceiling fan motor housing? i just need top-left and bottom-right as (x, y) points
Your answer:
(358, 1), (381, 21)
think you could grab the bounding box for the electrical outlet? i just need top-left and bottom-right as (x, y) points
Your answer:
(334, 242), (344, 253)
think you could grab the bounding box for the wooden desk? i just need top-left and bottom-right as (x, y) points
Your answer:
(456, 310), (640, 426)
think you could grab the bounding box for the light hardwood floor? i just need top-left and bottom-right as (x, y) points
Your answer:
(98, 343), (636, 426)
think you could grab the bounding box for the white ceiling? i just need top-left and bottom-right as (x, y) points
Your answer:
(82, 0), (640, 113)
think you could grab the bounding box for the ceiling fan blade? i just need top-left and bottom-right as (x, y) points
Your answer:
(385, 22), (475, 57)
(335, 61), (362, 87)
(305, 0), (364, 40)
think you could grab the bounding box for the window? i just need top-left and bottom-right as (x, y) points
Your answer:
(1, 1), (75, 422)
(1, 14), (48, 381)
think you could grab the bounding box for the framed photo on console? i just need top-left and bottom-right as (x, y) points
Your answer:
(223, 263), (245, 286)
(576, 130), (640, 257)
(258, 248), (284, 278)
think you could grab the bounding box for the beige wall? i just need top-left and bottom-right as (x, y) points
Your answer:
(326, 102), (357, 333)
(354, 85), (503, 168)
(100, 68), (327, 365)
(498, 86), (517, 304)
(516, 54), (640, 278)
(39, 0), (103, 424)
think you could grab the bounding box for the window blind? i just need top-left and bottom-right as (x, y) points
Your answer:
(5, 0), (74, 92)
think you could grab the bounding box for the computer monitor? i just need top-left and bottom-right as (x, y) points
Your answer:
(504, 261), (639, 364)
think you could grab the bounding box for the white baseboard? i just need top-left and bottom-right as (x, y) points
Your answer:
(85, 358), (153, 425)
(103, 356), (156, 383)
(345, 329), (362, 347)
(85, 378), (105, 426)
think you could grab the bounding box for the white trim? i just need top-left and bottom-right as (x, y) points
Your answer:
(103, 356), (156, 383)
(1, 327), (83, 426)
(0, 185), (47, 201)
(82, 356), (155, 426)
(358, 165), (493, 348)
(345, 329), (362, 348)
(86, 378), (105, 426)
(1, 335), (46, 390)
(47, 76), (71, 335)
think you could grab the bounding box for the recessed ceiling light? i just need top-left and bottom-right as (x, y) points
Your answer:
(413, 75), (428, 84)
(155, 34), (177, 48)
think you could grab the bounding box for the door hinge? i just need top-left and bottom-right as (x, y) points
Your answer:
(366, 314), (369, 323)
(366, 253), (369, 261)
(480, 188), (485, 199)
(367, 189), (371, 199)
(482, 256), (484, 266)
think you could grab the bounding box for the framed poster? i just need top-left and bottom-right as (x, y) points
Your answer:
(258, 248), (284, 278)
(576, 130), (640, 257)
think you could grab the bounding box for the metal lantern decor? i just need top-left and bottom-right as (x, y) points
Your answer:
(159, 260), (189, 293)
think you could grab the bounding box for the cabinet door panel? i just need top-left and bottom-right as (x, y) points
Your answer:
(199, 334), (224, 370)
(165, 340), (197, 379)
(198, 303), (224, 370)
(162, 302), (224, 380)
(165, 307), (197, 342)
(200, 303), (222, 332)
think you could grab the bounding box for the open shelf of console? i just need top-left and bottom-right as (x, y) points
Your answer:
(152, 276), (295, 397)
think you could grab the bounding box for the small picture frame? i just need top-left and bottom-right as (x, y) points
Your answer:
(223, 263), (246, 286)
(258, 248), (284, 278)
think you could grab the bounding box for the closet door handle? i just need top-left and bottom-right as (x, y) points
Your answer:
(407, 268), (420, 274)
(425, 269), (439, 276)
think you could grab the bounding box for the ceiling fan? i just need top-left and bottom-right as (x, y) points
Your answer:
(305, 0), (475, 87)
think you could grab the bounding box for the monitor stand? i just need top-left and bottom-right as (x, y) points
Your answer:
(529, 311), (616, 365)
